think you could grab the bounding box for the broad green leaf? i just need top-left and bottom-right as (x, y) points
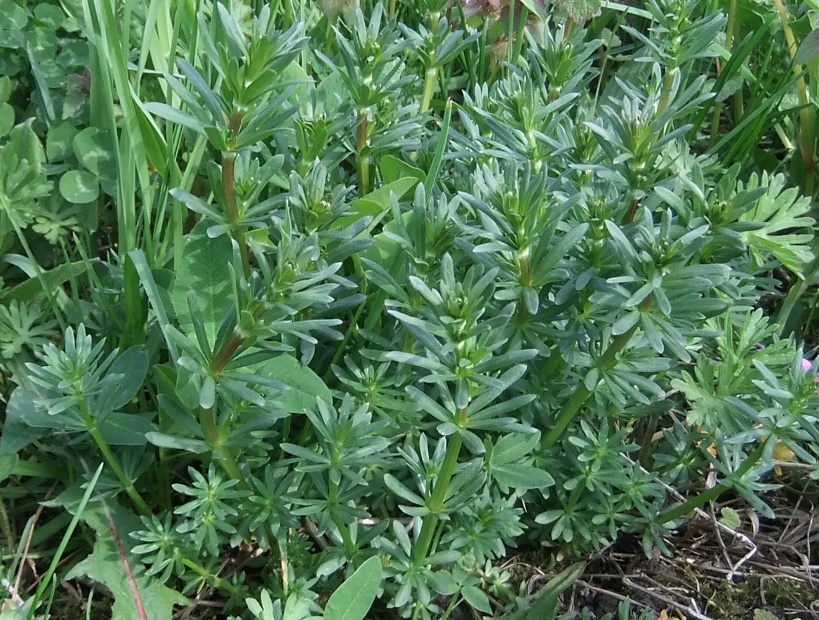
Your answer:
(59, 169), (99, 203)
(55, 488), (188, 620)
(795, 28), (819, 66)
(360, 210), (415, 291)
(97, 413), (156, 446)
(0, 0), (27, 30)
(0, 453), (17, 483)
(380, 155), (425, 185)
(172, 221), (233, 349)
(491, 463), (554, 490)
(740, 173), (814, 273)
(33, 3), (65, 29)
(332, 177), (419, 230)
(0, 389), (55, 455)
(46, 122), (78, 161)
(280, 60), (314, 109)
(314, 70), (349, 114)
(462, 585), (492, 614)
(73, 126), (116, 177)
(7, 119), (45, 168)
(0, 77), (10, 103)
(0, 103), (13, 137)
(719, 507), (741, 530)
(324, 556), (382, 620)
(257, 354), (331, 413)
(491, 432), (540, 464)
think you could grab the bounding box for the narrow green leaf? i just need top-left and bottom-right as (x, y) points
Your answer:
(144, 102), (206, 134)
(34, 465), (104, 611)
(129, 250), (179, 362)
(0, 259), (95, 305)
(424, 99), (452, 202)
(145, 432), (209, 454)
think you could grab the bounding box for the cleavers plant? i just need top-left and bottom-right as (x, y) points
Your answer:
(2, 0), (819, 619)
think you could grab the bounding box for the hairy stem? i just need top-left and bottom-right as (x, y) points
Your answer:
(221, 153), (251, 278)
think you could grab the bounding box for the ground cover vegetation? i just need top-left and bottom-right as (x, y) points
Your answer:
(1, 0), (819, 618)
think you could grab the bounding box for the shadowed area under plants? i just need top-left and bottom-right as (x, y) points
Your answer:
(548, 485), (819, 619)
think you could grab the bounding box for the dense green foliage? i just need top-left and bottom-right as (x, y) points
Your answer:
(2, 0), (819, 618)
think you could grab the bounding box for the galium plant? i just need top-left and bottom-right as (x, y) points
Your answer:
(2, 0), (819, 619)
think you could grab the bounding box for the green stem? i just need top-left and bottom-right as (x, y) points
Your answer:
(79, 399), (151, 516)
(421, 65), (438, 114)
(323, 299), (367, 383)
(182, 557), (241, 596)
(657, 66), (677, 119)
(221, 152), (251, 278)
(773, 0), (815, 195)
(199, 405), (248, 489)
(657, 438), (769, 525)
(543, 322), (641, 449)
(413, 430), (463, 563)
(329, 478), (358, 557)
(356, 110), (370, 195)
(776, 242), (819, 335)
(440, 594), (463, 620)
